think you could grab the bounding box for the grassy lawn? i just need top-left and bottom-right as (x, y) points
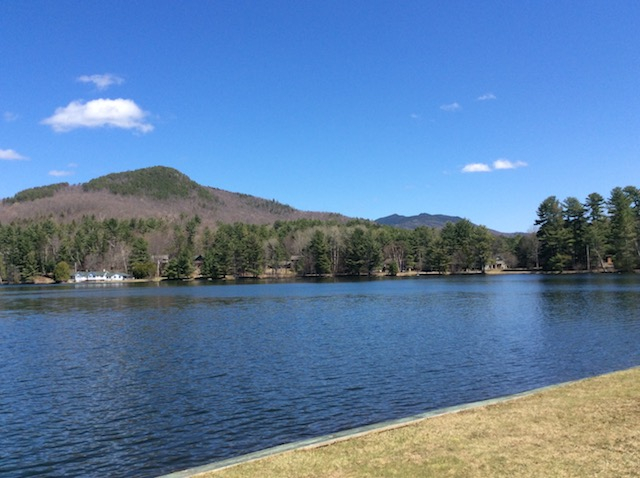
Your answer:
(193, 367), (639, 477)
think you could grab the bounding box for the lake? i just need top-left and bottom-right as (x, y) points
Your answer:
(1, 274), (639, 477)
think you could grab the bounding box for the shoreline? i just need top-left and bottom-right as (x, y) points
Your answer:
(9, 267), (635, 286)
(159, 366), (640, 477)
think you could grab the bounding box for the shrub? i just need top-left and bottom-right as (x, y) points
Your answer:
(53, 261), (71, 283)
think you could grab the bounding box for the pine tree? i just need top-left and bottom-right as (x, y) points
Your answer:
(562, 196), (587, 269)
(536, 196), (571, 271)
(608, 187), (637, 272)
(584, 192), (610, 270)
(309, 230), (331, 275)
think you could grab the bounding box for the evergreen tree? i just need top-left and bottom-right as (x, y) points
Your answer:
(21, 251), (38, 283)
(410, 226), (437, 272)
(202, 226), (232, 278)
(128, 238), (155, 278)
(129, 237), (152, 272)
(345, 228), (381, 275)
(608, 187), (637, 272)
(562, 196), (587, 269)
(430, 236), (450, 273)
(165, 250), (194, 279)
(584, 192), (610, 270)
(473, 225), (494, 272)
(441, 220), (476, 272)
(513, 233), (538, 269)
(308, 230), (331, 275)
(240, 227), (264, 277)
(536, 196), (571, 271)
(623, 186), (640, 260)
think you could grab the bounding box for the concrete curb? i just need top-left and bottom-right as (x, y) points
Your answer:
(157, 376), (597, 478)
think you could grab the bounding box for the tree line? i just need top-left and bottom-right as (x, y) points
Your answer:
(0, 216), (168, 283)
(1, 184), (637, 283)
(0, 215), (527, 283)
(535, 186), (640, 271)
(198, 218), (502, 279)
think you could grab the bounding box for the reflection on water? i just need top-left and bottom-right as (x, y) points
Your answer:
(1, 275), (639, 477)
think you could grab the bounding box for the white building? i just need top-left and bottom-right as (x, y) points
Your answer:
(74, 271), (128, 282)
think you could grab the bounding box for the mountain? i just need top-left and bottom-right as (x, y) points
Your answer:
(1, 167), (500, 232)
(0, 166), (347, 227)
(375, 213), (465, 230)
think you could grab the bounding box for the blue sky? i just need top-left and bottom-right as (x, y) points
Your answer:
(1, 1), (638, 232)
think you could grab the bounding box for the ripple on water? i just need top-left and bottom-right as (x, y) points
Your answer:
(1, 275), (639, 477)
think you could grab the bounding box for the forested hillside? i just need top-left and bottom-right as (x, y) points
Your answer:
(0, 166), (345, 227)
(82, 166), (214, 200)
(375, 213), (465, 229)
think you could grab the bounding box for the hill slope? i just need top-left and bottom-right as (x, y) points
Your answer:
(375, 213), (465, 229)
(0, 166), (346, 227)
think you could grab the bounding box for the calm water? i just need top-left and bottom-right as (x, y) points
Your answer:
(1, 274), (639, 477)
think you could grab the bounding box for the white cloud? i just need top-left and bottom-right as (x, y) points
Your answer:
(49, 170), (74, 177)
(462, 158), (528, 173)
(477, 93), (496, 101)
(42, 98), (153, 133)
(77, 74), (124, 90)
(3, 111), (18, 122)
(440, 102), (461, 112)
(0, 148), (28, 160)
(462, 163), (491, 173)
(493, 158), (527, 169)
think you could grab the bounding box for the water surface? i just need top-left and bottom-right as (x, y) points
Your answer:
(1, 274), (639, 477)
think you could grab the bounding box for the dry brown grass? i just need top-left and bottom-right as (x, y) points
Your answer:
(195, 367), (639, 478)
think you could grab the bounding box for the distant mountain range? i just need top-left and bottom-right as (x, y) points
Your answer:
(374, 213), (465, 230)
(0, 165), (489, 231)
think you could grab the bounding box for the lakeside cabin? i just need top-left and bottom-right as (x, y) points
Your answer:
(485, 256), (508, 272)
(74, 271), (129, 282)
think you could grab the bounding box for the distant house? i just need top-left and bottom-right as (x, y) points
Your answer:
(194, 254), (205, 268)
(602, 256), (615, 272)
(485, 257), (508, 272)
(74, 272), (98, 282)
(152, 255), (170, 276)
(152, 255), (170, 264)
(74, 271), (129, 282)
